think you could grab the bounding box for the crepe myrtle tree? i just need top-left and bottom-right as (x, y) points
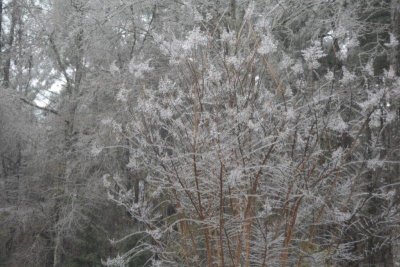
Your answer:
(99, 2), (400, 265)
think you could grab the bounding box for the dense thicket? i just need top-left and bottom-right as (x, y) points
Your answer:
(0, 0), (399, 266)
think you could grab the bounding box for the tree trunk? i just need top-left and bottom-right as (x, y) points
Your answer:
(0, 0), (3, 56)
(391, 0), (400, 75)
(3, 0), (17, 88)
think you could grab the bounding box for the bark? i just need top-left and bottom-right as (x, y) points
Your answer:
(391, 0), (400, 75)
(0, 0), (3, 55)
(3, 0), (17, 88)
(230, 0), (236, 29)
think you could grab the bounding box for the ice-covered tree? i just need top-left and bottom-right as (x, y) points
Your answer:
(102, 1), (400, 266)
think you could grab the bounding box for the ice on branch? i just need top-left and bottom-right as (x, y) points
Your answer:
(367, 156), (384, 170)
(340, 67), (356, 84)
(365, 60), (374, 76)
(207, 64), (222, 82)
(279, 53), (294, 69)
(151, 260), (163, 267)
(385, 65), (396, 79)
(291, 61), (303, 74)
(285, 107), (296, 121)
(328, 114), (348, 133)
(112, 121), (122, 133)
(159, 77), (175, 94)
(103, 174), (112, 188)
(369, 109), (382, 128)
(116, 88), (129, 102)
(339, 36), (359, 61)
(101, 117), (113, 125)
(160, 107), (173, 119)
(183, 27), (208, 51)
(228, 169), (242, 186)
(325, 71), (334, 81)
(220, 29), (235, 44)
(243, 1), (255, 21)
(90, 143), (102, 156)
(227, 55), (244, 70)
(385, 33), (399, 48)
(103, 254), (125, 267)
(146, 229), (162, 240)
(255, 17), (271, 31)
(301, 41), (326, 69)
(358, 89), (385, 113)
(332, 147), (343, 166)
(109, 61), (119, 75)
(129, 58), (153, 78)
(334, 207), (351, 222)
(258, 34), (277, 55)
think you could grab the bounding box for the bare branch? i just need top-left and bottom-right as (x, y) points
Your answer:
(19, 97), (59, 115)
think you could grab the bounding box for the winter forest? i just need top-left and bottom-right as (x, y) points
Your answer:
(1, 0), (400, 266)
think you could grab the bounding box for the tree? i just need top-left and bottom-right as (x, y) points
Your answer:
(103, 1), (400, 266)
